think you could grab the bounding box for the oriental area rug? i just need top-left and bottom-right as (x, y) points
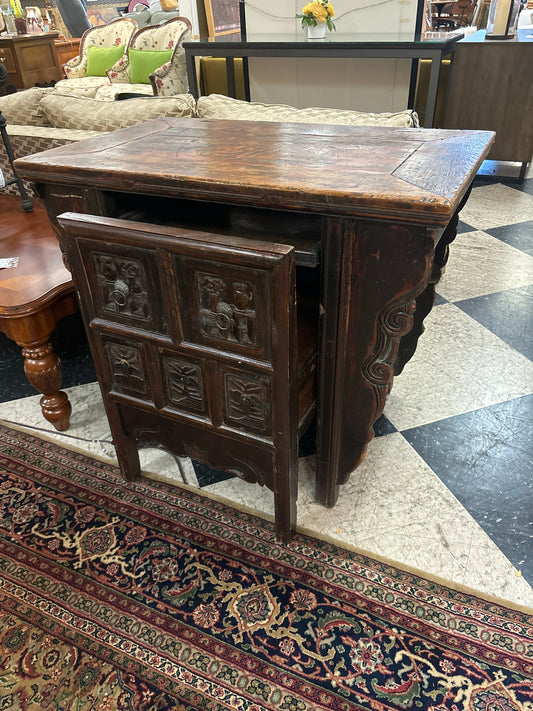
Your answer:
(0, 424), (531, 711)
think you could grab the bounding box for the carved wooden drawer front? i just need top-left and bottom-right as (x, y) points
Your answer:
(174, 255), (271, 361)
(78, 240), (168, 335)
(57, 211), (312, 543)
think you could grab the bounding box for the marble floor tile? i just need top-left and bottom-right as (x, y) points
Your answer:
(485, 221), (533, 257)
(1, 384), (532, 609)
(402, 395), (533, 583)
(454, 285), (533, 360)
(458, 182), (533, 229)
(436, 230), (533, 302)
(384, 304), (533, 430)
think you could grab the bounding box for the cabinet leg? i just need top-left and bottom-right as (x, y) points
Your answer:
(22, 340), (71, 431)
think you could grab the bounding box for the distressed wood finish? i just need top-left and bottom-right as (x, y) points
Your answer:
(56, 213), (318, 542)
(15, 118), (494, 508)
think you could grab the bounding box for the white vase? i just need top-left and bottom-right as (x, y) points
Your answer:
(307, 23), (327, 40)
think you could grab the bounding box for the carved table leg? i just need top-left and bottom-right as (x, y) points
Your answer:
(316, 217), (438, 508)
(22, 340), (72, 431)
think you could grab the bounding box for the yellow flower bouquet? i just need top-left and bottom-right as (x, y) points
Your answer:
(296, 0), (336, 31)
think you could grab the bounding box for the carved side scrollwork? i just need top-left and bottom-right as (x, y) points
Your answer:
(93, 252), (152, 321)
(163, 356), (206, 414)
(224, 372), (271, 435)
(362, 299), (417, 410)
(197, 273), (257, 347)
(106, 343), (147, 394)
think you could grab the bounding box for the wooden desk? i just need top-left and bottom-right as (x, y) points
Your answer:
(15, 119), (493, 506)
(0, 33), (61, 90)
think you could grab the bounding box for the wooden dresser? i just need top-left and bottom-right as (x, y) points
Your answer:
(15, 119), (494, 510)
(0, 33), (61, 89)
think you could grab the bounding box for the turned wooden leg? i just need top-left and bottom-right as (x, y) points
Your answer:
(22, 340), (72, 431)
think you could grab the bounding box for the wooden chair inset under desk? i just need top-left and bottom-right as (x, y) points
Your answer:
(15, 119), (494, 513)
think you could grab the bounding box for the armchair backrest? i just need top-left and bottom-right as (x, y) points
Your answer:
(128, 16), (192, 53)
(63, 17), (138, 79)
(106, 17), (193, 96)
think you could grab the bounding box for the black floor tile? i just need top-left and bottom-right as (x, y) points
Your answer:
(484, 221), (533, 256)
(454, 285), (533, 360)
(402, 395), (533, 584)
(0, 312), (96, 404)
(192, 460), (234, 487)
(373, 414), (397, 437)
(457, 220), (477, 234)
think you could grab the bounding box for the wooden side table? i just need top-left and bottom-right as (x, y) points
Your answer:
(0, 196), (76, 430)
(0, 32), (62, 90)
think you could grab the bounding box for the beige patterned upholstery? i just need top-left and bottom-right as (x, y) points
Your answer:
(62, 17), (137, 80)
(196, 94), (420, 128)
(40, 94), (197, 132)
(0, 87), (55, 126)
(0, 126), (100, 197)
(54, 76), (115, 99)
(107, 17), (192, 97)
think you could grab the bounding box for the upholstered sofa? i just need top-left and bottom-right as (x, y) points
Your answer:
(0, 87), (419, 197)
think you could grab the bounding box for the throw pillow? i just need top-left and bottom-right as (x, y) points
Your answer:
(40, 93), (197, 132)
(0, 87), (55, 127)
(196, 94), (420, 128)
(86, 44), (125, 77)
(129, 48), (173, 84)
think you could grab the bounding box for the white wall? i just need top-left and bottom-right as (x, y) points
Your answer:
(244, 0), (419, 111)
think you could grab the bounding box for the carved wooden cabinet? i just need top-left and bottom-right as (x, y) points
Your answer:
(56, 213), (318, 542)
(16, 118), (494, 520)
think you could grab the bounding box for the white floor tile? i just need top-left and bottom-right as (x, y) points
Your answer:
(459, 182), (533, 229)
(437, 230), (533, 302)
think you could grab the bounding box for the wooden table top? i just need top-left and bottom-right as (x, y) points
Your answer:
(15, 118), (494, 225)
(0, 198), (73, 316)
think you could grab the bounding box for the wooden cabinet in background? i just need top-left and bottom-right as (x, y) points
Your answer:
(443, 30), (533, 179)
(54, 38), (81, 76)
(0, 33), (61, 89)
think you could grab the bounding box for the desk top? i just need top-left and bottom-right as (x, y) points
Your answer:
(186, 30), (462, 49)
(15, 118), (494, 225)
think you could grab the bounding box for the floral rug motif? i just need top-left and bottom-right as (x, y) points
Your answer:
(0, 423), (531, 710)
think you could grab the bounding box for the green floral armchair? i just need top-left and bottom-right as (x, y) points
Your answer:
(100, 17), (192, 100)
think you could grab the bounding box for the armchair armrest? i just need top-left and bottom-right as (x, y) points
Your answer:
(107, 55), (131, 84)
(63, 55), (88, 79)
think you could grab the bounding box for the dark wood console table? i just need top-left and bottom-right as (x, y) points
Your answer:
(0, 33), (61, 90)
(15, 119), (493, 508)
(184, 31), (463, 128)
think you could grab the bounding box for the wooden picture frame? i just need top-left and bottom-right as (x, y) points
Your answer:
(203, 0), (240, 37)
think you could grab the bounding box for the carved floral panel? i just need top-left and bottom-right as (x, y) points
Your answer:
(105, 341), (147, 395)
(162, 354), (207, 415)
(224, 370), (271, 435)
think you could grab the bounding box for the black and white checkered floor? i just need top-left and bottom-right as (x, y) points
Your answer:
(1, 167), (531, 608)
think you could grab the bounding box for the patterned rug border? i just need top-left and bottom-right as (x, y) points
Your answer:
(2, 419), (531, 616)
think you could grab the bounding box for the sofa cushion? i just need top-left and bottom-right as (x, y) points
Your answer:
(40, 93), (197, 132)
(129, 48), (173, 84)
(54, 77), (112, 99)
(0, 87), (55, 127)
(86, 44), (126, 77)
(196, 94), (419, 128)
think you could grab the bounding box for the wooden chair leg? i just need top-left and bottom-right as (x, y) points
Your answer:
(21, 339), (72, 431)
